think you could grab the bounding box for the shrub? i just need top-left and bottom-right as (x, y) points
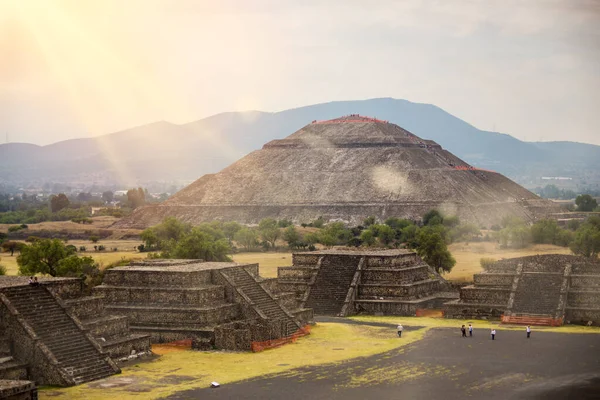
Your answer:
(89, 236), (99, 243)
(0, 264), (6, 275)
(97, 245), (106, 251)
(79, 246), (86, 252)
(308, 244), (316, 251)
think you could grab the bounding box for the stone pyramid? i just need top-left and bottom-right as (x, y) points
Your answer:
(118, 115), (557, 228)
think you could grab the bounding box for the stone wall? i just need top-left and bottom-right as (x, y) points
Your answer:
(459, 286), (511, 304)
(358, 280), (440, 299)
(473, 274), (515, 286)
(361, 266), (429, 284)
(0, 380), (37, 400)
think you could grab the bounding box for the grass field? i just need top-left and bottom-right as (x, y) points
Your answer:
(40, 322), (423, 400)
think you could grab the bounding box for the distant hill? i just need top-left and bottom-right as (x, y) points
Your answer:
(1, 98), (599, 190)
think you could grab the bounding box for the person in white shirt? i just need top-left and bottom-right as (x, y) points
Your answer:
(397, 324), (403, 338)
(526, 325), (531, 339)
(491, 329), (496, 340)
(468, 324), (473, 337)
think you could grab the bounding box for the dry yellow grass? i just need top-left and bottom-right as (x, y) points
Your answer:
(446, 242), (573, 282)
(39, 323), (425, 400)
(0, 255), (19, 275)
(232, 252), (292, 278)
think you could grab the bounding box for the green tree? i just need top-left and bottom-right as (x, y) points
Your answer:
(373, 224), (395, 246)
(363, 216), (377, 227)
(1, 241), (24, 256)
(258, 218), (280, 249)
(223, 221), (243, 244)
(283, 226), (301, 248)
(384, 217), (413, 231)
(360, 229), (376, 246)
(423, 210), (443, 226)
(570, 224), (600, 259)
(170, 228), (231, 261)
(50, 193), (70, 213)
(17, 239), (85, 277)
(575, 194), (598, 212)
(320, 222), (352, 245)
(530, 219), (560, 244)
(304, 232), (320, 245)
(416, 228), (456, 274)
(234, 227), (258, 250)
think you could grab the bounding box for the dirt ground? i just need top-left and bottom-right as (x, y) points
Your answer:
(168, 326), (600, 400)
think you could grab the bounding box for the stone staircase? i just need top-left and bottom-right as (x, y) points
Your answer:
(2, 286), (118, 385)
(222, 267), (300, 336)
(511, 274), (564, 317)
(64, 295), (151, 361)
(305, 256), (361, 315)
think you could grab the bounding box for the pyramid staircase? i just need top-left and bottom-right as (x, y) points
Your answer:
(1, 285), (119, 385)
(64, 295), (151, 361)
(221, 267), (301, 336)
(303, 256), (362, 316)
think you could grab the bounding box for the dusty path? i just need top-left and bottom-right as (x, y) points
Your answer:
(166, 321), (600, 400)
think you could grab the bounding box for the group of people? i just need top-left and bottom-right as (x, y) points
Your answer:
(28, 276), (40, 286)
(396, 322), (534, 339)
(461, 323), (532, 340)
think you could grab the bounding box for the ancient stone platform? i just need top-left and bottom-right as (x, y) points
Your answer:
(444, 254), (600, 326)
(270, 250), (457, 317)
(94, 260), (311, 351)
(0, 277), (127, 387)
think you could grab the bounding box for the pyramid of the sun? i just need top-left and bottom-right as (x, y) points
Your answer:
(117, 115), (558, 228)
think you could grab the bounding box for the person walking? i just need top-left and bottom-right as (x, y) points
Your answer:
(461, 325), (467, 338)
(468, 324), (473, 337)
(397, 324), (403, 338)
(491, 329), (496, 340)
(526, 325), (531, 339)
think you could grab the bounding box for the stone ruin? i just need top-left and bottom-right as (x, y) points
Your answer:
(269, 250), (457, 316)
(95, 260), (312, 351)
(444, 254), (600, 326)
(0, 259), (312, 388)
(115, 115), (560, 229)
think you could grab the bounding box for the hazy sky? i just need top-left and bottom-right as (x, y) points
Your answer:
(1, 0), (599, 146)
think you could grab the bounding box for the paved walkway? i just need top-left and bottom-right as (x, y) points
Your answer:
(167, 321), (600, 400)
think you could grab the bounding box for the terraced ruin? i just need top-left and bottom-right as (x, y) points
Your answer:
(270, 250), (457, 316)
(444, 254), (600, 326)
(116, 115), (559, 229)
(0, 260), (313, 389)
(95, 260), (312, 351)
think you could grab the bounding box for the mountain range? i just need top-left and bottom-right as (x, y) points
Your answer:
(1, 98), (598, 191)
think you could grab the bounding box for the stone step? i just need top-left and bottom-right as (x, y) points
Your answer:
(64, 295), (105, 320)
(82, 315), (130, 339)
(100, 333), (151, 359)
(106, 303), (241, 325)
